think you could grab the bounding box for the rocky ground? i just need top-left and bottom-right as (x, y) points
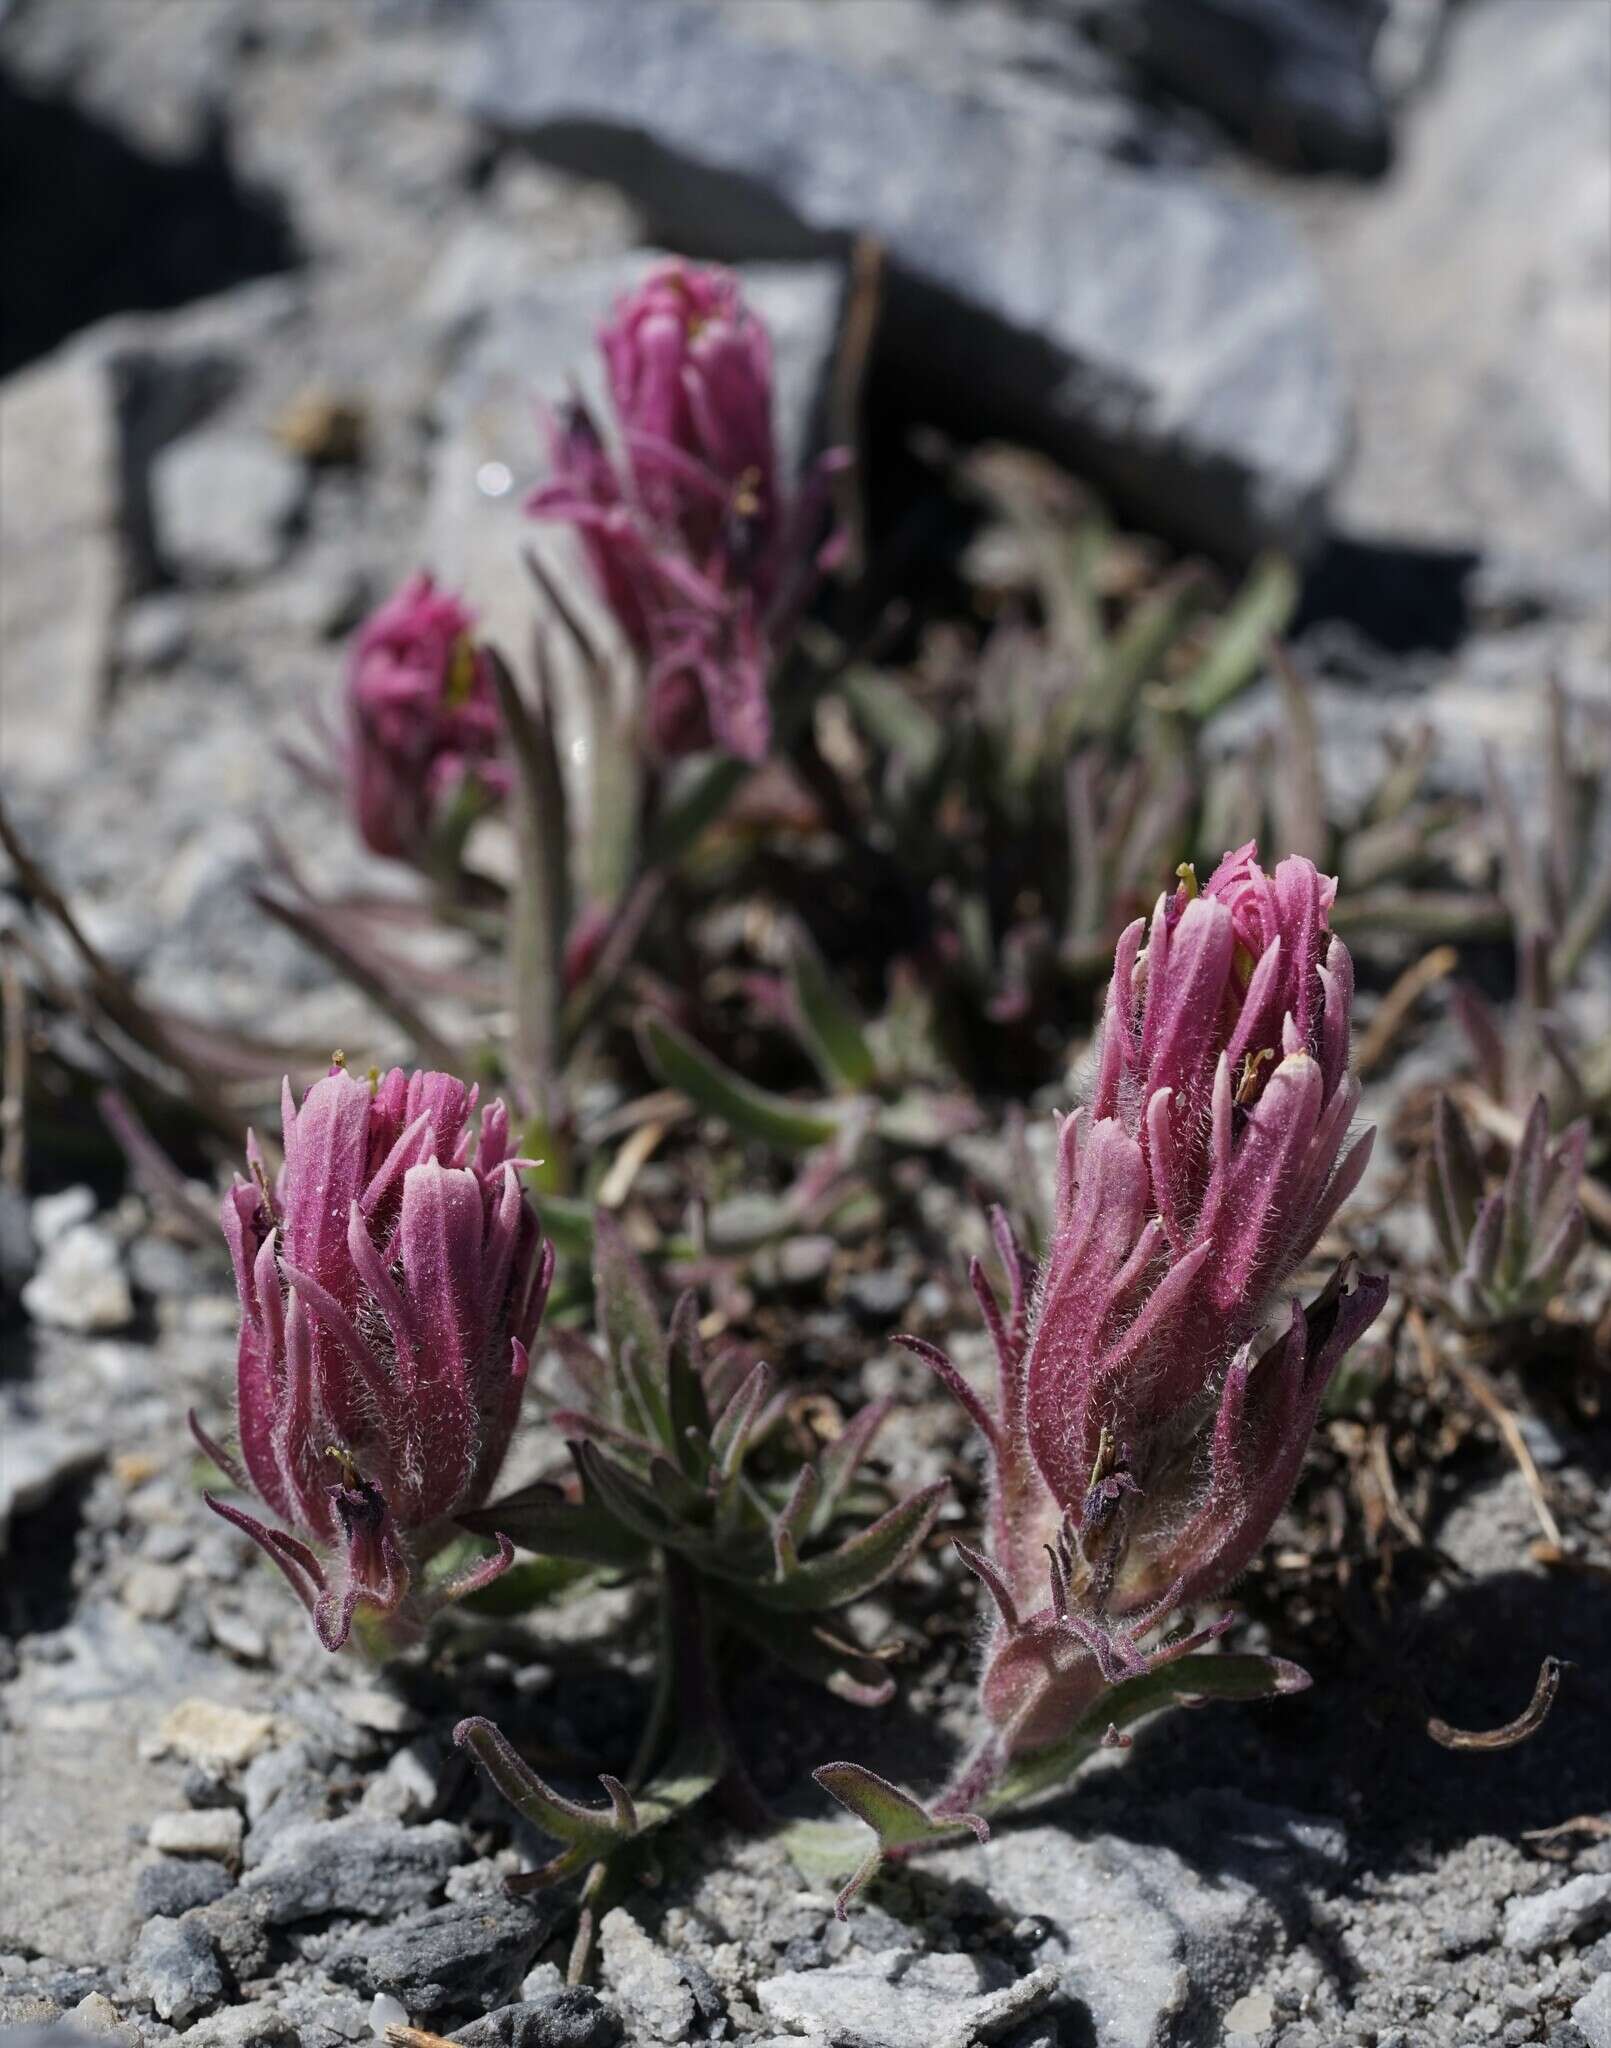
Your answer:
(2, 2), (1609, 2045)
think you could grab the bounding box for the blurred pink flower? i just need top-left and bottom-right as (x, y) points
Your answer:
(529, 260), (843, 763)
(346, 573), (509, 864)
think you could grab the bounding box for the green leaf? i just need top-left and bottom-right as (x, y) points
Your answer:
(1165, 553), (1297, 722)
(841, 667), (945, 780)
(648, 757), (750, 867)
(810, 1763), (987, 1916)
(454, 1716), (636, 1886)
(458, 1554), (595, 1615)
(992, 1652), (1311, 1811)
(455, 1718), (719, 1892)
(487, 649), (570, 1116)
(529, 1189), (594, 1260)
(709, 1361), (772, 1482)
(719, 1592), (896, 1709)
(459, 1478), (649, 1570)
(665, 1292), (713, 1476)
(592, 1209), (668, 1420)
(748, 1479), (948, 1612)
(641, 1016), (843, 1153)
(789, 934), (879, 1093)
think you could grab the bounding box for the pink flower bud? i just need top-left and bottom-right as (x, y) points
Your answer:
(346, 573), (510, 864)
(528, 260), (843, 765)
(195, 1065), (553, 1651)
(909, 845), (1386, 1763)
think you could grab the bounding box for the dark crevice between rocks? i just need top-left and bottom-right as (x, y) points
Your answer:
(2, 1469), (97, 1640)
(0, 68), (299, 379)
(1294, 534), (1482, 656)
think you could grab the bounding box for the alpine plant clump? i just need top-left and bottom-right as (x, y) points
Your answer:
(530, 259), (843, 763)
(1426, 1092), (1589, 1328)
(817, 843), (1388, 1908)
(452, 1212), (949, 1890)
(194, 1064), (553, 1652)
(345, 572), (509, 866)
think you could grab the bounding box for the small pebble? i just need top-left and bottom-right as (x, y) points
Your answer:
(149, 1808), (245, 1861)
(135, 1857), (234, 1919)
(207, 1605), (268, 1665)
(122, 1562), (184, 1621)
(369, 1994), (409, 2035)
(155, 1698), (277, 1771)
(31, 1185), (96, 1246)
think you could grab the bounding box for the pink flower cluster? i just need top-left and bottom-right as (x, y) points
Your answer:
(530, 261), (842, 763)
(196, 1064), (552, 1650)
(913, 844), (1387, 1760)
(346, 573), (509, 864)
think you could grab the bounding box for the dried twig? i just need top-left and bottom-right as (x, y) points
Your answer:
(1427, 1655), (1567, 1752)
(1353, 944), (1459, 1079)
(1446, 1353), (1566, 1552)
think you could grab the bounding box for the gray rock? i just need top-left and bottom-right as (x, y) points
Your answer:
(31, 1188), (97, 1247)
(240, 1815), (465, 1924)
(239, 1741), (335, 1863)
(596, 1909), (697, 2044)
(1575, 1975), (1611, 2048)
(0, 347), (118, 783)
(924, 1803), (1312, 2047)
(268, 1985), (374, 2048)
(121, 1562), (185, 1622)
(463, 0), (1346, 559)
(127, 1915), (225, 2027)
(453, 1991), (622, 2048)
(1312, 0), (1611, 564)
(147, 1809), (243, 1861)
(188, 1890), (273, 1986)
(423, 244), (843, 664)
(150, 427), (307, 583)
(133, 1859), (234, 1922)
(1504, 1875), (1611, 1957)
(325, 1896), (549, 2015)
(177, 2000), (297, 2048)
(757, 1952), (1058, 2048)
(118, 594), (192, 673)
(20, 1224), (134, 1333)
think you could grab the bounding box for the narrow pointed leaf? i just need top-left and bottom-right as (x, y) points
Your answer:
(750, 1479), (948, 1612)
(459, 1476), (649, 1569)
(642, 1016), (843, 1153)
(790, 934), (879, 1092)
(593, 1209), (668, 1391)
(709, 1360), (772, 1481)
(488, 648), (570, 1118)
(812, 1763), (987, 1917)
(992, 1653), (1312, 1811)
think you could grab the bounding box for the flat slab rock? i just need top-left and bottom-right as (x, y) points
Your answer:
(757, 1952), (1058, 2048)
(463, 0), (1347, 560)
(916, 1793), (1345, 2048)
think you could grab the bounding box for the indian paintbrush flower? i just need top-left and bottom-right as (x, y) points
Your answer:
(1426, 1091), (1588, 1328)
(529, 259), (843, 764)
(818, 845), (1387, 1895)
(346, 572), (509, 865)
(194, 1063), (553, 1652)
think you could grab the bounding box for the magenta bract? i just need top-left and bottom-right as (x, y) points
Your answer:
(529, 260), (842, 764)
(196, 1064), (553, 1651)
(346, 572), (510, 864)
(911, 844), (1387, 1759)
